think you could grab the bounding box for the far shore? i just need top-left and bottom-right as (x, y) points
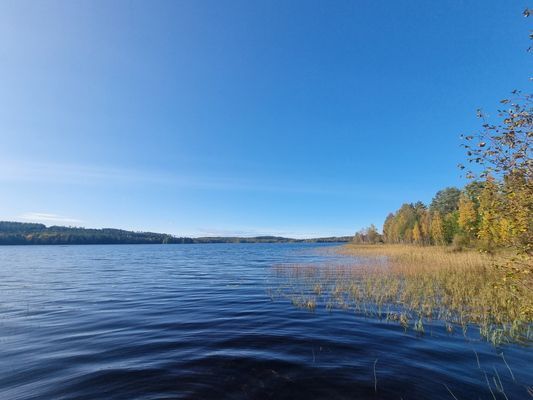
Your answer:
(0, 220), (352, 245)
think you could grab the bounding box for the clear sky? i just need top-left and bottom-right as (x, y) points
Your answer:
(0, 1), (530, 238)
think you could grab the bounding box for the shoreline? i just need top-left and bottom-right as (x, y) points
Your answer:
(277, 243), (532, 345)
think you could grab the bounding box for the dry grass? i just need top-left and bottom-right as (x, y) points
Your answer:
(270, 244), (532, 345)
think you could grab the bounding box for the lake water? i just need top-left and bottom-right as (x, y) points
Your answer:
(0, 243), (531, 399)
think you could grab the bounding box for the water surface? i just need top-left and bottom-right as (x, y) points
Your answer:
(0, 244), (530, 399)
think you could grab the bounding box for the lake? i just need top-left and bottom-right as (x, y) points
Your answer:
(0, 243), (531, 399)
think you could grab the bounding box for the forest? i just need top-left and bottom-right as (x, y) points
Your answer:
(353, 92), (531, 306)
(355, 92), (531, 257)
(0, 221), (352, 245)
(0, 221), (194, 245)
(354, 182), (497, 250)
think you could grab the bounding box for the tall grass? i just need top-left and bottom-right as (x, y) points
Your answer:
(271, 244), (532, 345)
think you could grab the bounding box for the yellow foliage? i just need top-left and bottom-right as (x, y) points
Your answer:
(477, 177), (501, 251)
(412, 222), (421, 244)
(430, 212), (445, 245)
(458, 193), (477, 240)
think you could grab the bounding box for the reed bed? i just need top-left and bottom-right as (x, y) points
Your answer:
(270, 244), (532, 345)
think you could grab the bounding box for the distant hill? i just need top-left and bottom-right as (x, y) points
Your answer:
(192, 235), (352, 244)
(0, 221), (193, 245)
(0, 221), (352, 245)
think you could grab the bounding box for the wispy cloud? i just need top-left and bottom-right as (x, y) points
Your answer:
(18, 212), (82, 225)
(0, 159), (356, 196)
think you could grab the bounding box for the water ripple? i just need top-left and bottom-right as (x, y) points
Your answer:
(0, 243), (531, 399)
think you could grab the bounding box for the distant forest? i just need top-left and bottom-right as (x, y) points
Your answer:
(0, 221), (351, 245)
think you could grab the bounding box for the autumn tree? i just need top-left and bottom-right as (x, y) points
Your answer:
(458, 193), (478, 242)
(419, 209), (432, 245)
(382, 213), (396, 243)
(367, 224), (380, 244)
(353, 224), (382, 244)
(412, 222), (422, 245)
(477, 176), (502, 252)
(430, 212), (446, 246)
(461, 92), (532, 256)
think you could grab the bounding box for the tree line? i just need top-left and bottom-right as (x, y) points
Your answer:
(355, 92), (531, 256)
(0, 222), (193, 245)
(0, 221), (353, 245)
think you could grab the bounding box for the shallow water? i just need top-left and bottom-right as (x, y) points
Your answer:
(0, 243), (530, 399)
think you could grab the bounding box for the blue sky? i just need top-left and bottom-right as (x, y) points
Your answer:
(0, 1), (530, 237)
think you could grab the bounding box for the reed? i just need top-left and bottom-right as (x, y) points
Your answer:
(271, 244), (532, 345)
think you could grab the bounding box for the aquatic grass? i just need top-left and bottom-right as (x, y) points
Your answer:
(271, 244), (532, 345)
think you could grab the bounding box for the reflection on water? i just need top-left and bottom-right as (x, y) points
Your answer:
(0, 243), (531, 399)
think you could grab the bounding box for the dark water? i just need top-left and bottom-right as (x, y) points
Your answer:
(0, 244), (531, 399)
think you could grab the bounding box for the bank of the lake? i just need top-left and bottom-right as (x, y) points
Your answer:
(329, 244), (532, 344)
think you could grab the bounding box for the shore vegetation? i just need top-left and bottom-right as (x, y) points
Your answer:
(272, 244), (531, 345)
(274, 90), (531, 345)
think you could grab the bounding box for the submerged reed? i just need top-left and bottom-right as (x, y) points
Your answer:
(271, 244), (532, 345)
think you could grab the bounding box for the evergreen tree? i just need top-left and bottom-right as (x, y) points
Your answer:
(443, 211), (460, 244)
(430, 187), (461, 215)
